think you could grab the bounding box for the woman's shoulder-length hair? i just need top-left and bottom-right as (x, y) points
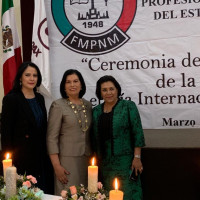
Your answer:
(60, 69), (86, 98)
(12, 61), (42, 93)
(96, 75), (121, 100)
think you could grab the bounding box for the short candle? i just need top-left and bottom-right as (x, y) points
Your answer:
(2, 153), (12, 179)
(88, 157), (98, 193)
(109, 178), (124, 200)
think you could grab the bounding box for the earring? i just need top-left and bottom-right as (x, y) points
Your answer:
(20, 81), (22, 85)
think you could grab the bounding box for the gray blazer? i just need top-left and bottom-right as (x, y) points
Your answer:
(47, 98), (92, 157)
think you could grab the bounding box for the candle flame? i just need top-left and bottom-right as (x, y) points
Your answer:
(6, 153), (10, 160)
(92, 157), (95, 166)
(114, 178), (118, 190)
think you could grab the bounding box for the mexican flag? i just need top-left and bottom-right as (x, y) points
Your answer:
(1, 0), (22, 95)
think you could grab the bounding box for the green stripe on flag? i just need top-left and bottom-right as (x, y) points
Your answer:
(2, 0), (14, 16)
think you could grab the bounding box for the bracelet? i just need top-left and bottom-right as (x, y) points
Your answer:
(134, 154), (141, 159)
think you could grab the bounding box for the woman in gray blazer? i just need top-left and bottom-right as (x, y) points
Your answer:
(47, 69), (92, 195)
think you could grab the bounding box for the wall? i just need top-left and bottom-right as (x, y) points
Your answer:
(142, 148), (200, 200)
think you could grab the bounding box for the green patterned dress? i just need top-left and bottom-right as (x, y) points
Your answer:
(92, 99), (145, 200)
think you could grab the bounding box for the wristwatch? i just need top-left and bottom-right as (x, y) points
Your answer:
(134, 154), (141, 159)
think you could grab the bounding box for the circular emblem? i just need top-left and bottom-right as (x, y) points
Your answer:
(52, 0), (137, 55)
(38, 18), (49, 50)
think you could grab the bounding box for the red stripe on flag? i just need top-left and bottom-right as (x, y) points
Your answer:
(14, 46), (22, 69)
(116, 0), (137, 32)
(3, 47), (22, 95)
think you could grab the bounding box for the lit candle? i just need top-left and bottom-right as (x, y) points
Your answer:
(5, 166), (17, 199)
(2, 153), (12, 179)
(88, 157), (98, 193)
(109, 178), (124, 200)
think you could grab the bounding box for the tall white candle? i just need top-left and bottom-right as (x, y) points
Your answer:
(88, 157), (98, 193)
(5, 166), (17, 199)
(2, 153), (12, 180)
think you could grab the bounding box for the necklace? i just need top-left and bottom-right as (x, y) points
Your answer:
(104, 99), (118, 113)
(66, 98), (89, 133)
(104, 107), (112, 113)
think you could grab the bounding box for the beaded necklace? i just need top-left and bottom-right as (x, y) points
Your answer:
(66, 98), (89, 133)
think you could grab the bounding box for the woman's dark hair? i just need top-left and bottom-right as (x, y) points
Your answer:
(96, 75), (121, 100)
(60, 69), (86, 98)
(12, 61), (42, 92)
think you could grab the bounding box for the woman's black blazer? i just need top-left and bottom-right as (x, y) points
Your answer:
(1, 91), (47, 174)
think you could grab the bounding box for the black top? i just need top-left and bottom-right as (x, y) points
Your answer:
(98, 100), (120, 156)
(27, 98), (44, 127)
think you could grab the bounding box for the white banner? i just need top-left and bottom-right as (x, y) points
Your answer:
(32, 0), (51, 98)
(45, 0), (200, 129)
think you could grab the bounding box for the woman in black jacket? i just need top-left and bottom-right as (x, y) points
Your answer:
(1, 61), (53, 193)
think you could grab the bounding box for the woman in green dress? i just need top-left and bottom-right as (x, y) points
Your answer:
(92, 75), (145, 200)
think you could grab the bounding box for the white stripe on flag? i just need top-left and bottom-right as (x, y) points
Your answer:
(2, 7), (21, 64)
(2, 0), (22, 94)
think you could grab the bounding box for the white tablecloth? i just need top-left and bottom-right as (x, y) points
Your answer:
(42, 194), (61, 200)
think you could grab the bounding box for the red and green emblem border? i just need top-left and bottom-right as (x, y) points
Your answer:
(51, 0), (137, 54)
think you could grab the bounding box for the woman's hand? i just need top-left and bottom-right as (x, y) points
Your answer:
(131, 158), (143, 176)
(49, 154), (70, 184)
(54, 165), (70, 184)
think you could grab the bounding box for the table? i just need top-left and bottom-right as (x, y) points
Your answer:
(42, 194), (61, 200)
